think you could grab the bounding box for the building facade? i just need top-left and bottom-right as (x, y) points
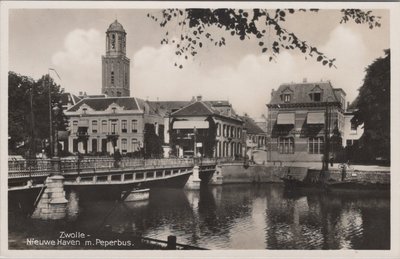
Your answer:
(342, 108), (364, 147)
(266, 81), (346, 162)
(64, 97), (163, 155)
(102, 20), (130, 97)
(169, 96), (244, 158)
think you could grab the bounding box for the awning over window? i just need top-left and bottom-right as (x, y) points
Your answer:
(307, 112), (325, 124)
(173, 120), (209, 129)
(277, 113), (295, 125)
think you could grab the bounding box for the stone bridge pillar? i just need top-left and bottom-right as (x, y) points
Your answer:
(32, 175), (68, 220)
(185, 165), (201, 190)
(209, 165), (223, 185)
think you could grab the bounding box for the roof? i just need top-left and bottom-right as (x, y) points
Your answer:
(241, 116), (266, 134)
(269, 81), (343, 105)
(148, 101), (191, 117)
(171, 100), (242, 121)
(61, 93), (81, 107)
(67, 97), (140, 112)
(107, 20), (125, 33)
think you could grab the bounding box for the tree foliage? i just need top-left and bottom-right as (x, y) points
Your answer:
(144, 123), (164, 158)
(352, 49), (390, 164)
(8, 71), (67, 156)
(148, 8), (381, 68)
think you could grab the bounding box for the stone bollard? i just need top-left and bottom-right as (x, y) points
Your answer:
(209, 165), (223, 185)
(32, 175), (68, 220)
(167, 235), (177, 250)
(185, 165), (201, 190)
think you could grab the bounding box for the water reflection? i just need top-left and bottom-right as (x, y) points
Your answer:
(9, 184), (390, 250)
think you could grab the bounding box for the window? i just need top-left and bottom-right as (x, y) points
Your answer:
(283, 94), (291, 103)
(131, 120), (138, 133)
(111, 34), (115, 49)
(310, 92), (321, 102)
(121, 120), (127, 133)
(92, 120), (98, 133)
(121, 139), (127, 152)
(111, 71), (114, 85)
(82, 108), (87, 115)
(102, 120), (107, 133)
(308, 137), (324, 154)
(131, 138), (139, 152)
(72, 121), (78, 133)
(111, 120), (118, 134)
(73, 139), (78, 152)
(278, 137), (294, 154)
(223, 125), (226, 137)
(216, 123), (220, 136)
(351, 121), (357, 131)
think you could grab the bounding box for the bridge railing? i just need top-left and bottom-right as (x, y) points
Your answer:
(8, 157), (197, 174)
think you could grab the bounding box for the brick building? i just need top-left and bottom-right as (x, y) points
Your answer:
(266, 80), (346, 162)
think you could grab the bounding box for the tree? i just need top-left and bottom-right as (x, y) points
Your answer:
(352, 49), (390, 164)
(149, 9), (381, 68)
(144, 123), (164, 158)
(8, 71), (67, 157)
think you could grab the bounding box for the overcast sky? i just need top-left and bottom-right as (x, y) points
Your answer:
(9, 8), (389, 117)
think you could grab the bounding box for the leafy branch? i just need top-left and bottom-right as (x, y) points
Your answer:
(148, 9), (381, 68)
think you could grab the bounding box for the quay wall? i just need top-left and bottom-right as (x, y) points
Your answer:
(219, 163), (390, 184)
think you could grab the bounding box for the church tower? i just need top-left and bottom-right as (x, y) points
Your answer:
(102, 20), (130, 97)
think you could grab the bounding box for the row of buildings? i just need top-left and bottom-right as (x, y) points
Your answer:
(60, 20), (362, 163)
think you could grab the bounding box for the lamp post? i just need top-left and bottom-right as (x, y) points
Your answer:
(47, 68), (61, 158)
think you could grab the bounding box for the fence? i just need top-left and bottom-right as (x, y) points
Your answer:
(8, 156), (239, 175)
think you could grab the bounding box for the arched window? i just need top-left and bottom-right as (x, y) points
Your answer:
(111, 71), (114, 85)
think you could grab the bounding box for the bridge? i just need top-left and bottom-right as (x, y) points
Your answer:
(9, 156), (234, 220)
(8, 157), (231, 191)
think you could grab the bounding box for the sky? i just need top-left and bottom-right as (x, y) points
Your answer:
(8, 8), (390, 117)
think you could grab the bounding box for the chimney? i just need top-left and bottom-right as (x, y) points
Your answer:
(271, 89), (275, 97)
(79, 91), (83, 96)
(303, 78), (307, 83)
(196, 95), (202, 101)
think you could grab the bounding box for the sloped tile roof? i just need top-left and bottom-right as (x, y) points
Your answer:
(148, 101), (191, 117)
(171, 100), (242, 122)
(171, 101), (214, 116)
(61, 93), (81, 106)
(269, 81), (342, 105)
(241, 116), (266, 134)
(67, 97), (140, 112)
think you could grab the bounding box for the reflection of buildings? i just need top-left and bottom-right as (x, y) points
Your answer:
(266, 80), (346, 162)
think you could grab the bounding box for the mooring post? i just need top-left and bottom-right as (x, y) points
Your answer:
(167, 235), (177, 250)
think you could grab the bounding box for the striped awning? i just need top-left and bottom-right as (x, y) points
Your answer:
(277, 113), (295, 125)
(173, 120), (209, 129)
(307, 112), (325, 124)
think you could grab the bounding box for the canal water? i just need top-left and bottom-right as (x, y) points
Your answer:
(9, 183), (390, 250)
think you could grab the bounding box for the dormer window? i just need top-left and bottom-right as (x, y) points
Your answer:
(309, 85), (323, 102)
(311, 92), (321, 102)
(283, 94), (291, 103)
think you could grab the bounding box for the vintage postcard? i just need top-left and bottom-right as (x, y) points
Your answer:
(1, 1), (399, 258)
